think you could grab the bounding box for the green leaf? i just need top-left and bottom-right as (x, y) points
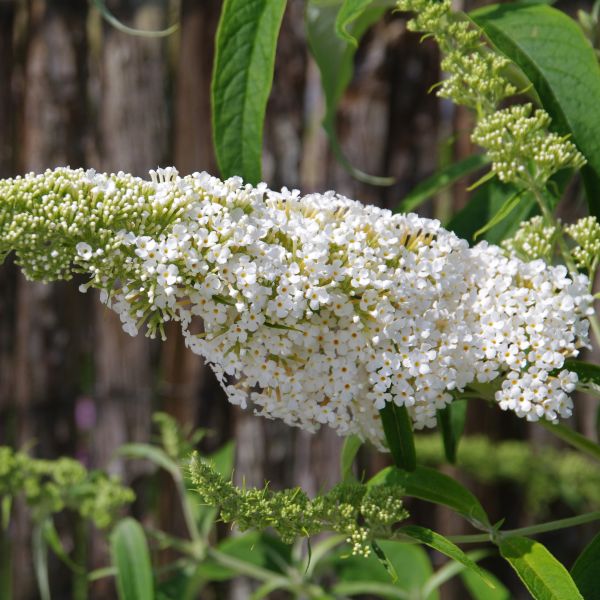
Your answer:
(371, 539), (399, 582)
(379, 403), (417, 471)
(197, 532), (291, 582)
(118, 443), (180, 478)
(571, 531), (600, 600)
(340, 434), (363, 481)
(563, 359), (600, 399)
(110, 518), (154, 600)
(332, 539), (437, 600)
(32, 524), (51, 600)
(368, 465), (490, 530)
(394, 154), (490, 214)
(437, 399), (467, 464)
(88, 567), (117, 582)
(499, 536), (583, 600)
(43, 519), (83, 574)
(399, 525), (495, 588)
(539, 420), (600, 464)
(207, 441), (236, 478)
(333, 581), (411, 599)
(473, 189), (525, 240)
(212, 0), (287, 184)
(472, 3), (600, 216)
(461, 566), (511, 600)
(422, 550), (490, 598)
(306, 0), (395, 185)
(447, 179), (536, 244)
(335, 0), (377, 46)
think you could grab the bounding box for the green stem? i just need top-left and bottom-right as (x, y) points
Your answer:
(539, 420), (600, 463)
(174, 474), (204, 553)
(207, 547), (288, 583)
(72, 517), (88, 600)
(449, 511), (600, 544)
(502, 511), (600, 538)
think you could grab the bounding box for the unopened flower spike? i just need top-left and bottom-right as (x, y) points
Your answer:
(397, 0), (586, 187)
(0, 168), (593, 448)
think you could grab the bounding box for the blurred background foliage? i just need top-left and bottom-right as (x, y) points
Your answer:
(0, 0), (599, 598)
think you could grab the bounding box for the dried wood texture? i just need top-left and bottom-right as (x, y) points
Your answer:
(9, 2), (89, 597)
(91, 0), (170, 474)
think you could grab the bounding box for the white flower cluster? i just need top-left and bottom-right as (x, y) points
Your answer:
(0, 168), (593, 447)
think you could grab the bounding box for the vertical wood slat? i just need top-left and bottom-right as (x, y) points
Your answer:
(11, 2), (89, 597)
(0, 1), (17, 440)
(91, 0), (171, 477)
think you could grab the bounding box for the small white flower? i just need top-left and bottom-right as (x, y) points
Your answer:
(76, 242), (93, 261)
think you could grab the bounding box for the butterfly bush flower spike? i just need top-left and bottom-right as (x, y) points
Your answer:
(0, 168), (593, 449)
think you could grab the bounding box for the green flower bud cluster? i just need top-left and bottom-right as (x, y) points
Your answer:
(397, 0), (585, 187)
(502, 215), (558, 262)
(189, 453), (407, 556)
(415, 435), (600, 517)
(0, 446), (134, 528)
(565, 216), (600, 273)
(398, 0), (514, 111)
(0, 167), (188, 286)
(472, 105), (584, 186)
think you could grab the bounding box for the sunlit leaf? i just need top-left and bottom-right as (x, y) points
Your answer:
(499, 536), (583, 600)
(212, 0), (287, 184)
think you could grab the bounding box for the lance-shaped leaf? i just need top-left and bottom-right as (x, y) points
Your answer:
(499, 536), (583, 600)
(395, 154), (490, 214)
(212, 0), (287, 184)
(369, 465), (490, 530)
(461, 567), (511, 600)
(379, 403), (416, 471)
(437, 399), (467, 464)
(472, 3), (600, 216)
(399, 526), (495, 588)
(306, 0), (395, 185)
(571, 530), (600, 600)
(447, 179), (536, 244)
(340, 434), (363, 481)
(335, 0), (379, 46)
(110, 518), (154, 600)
